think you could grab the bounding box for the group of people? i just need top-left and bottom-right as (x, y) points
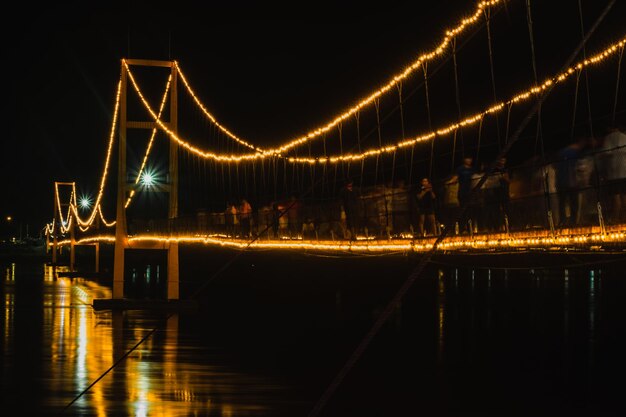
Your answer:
(445, 155), (511, 235)
(339, 177), (437, 240)
(225, 198), (252, 237)
(551, 123), (626, 227)
(210, 124), (626, 240)
(224, 195), (307, 239)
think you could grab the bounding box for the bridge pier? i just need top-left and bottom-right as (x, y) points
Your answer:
(70, 216), (76, 272)
(167, 241), (179, 300)
(94, 242), (100, 274)
(112, 237), (125, 299)
(113, 240), (179, 300)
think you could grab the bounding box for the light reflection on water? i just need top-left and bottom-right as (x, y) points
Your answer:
(2, 256), (626, 416)
(1, 263), (292, 416)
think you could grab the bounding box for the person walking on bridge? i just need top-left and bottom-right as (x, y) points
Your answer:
(239, 198), (252, 238)
(447, 156), (476, 234)
(339, 178), (359, 240)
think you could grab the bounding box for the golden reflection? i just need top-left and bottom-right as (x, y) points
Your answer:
(0, 264), (282, 414)
(3, 265), (12, 356)
(44, 265), (112, 415)
(437, 270), (445, 363)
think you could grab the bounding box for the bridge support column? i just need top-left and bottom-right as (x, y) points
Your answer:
(70, 218), (76, 272)
(52, 195), (58, 265)
(52, 230), (58, 265)
(113, 238), (126, 299)
(95, 242), (100, 274)
(167, 242), (179, 300)
(113, 61), (128, 300)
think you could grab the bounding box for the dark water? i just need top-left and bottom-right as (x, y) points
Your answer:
(1, 249), (626, 416)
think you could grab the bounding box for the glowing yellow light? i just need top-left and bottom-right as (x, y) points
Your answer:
(54, 224), (626, 255)
(129, 0), (506, 161)
(286, 37), (626, 164)
(128, 36), (626, 166)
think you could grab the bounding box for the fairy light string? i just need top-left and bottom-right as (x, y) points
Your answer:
(125, 37), (626, 164)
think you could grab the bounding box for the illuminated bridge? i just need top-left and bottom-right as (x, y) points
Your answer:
(45, 0), (626, 301)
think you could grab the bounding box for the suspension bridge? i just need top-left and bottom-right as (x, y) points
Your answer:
(45, 0), (626, 302)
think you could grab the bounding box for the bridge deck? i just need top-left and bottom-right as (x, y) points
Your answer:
(61, 223), (626, 255)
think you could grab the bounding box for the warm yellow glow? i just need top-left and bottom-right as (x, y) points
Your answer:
(54, 182), (76, 234)
(175, 63), (263, 153)
(124, 61), (265, 163)
(126, 1), (503, 162)
(288, 37), (626, 164)
(56, 226), (626, 254)
(128, 36), (626, 165)
(70, 79), (122, 230)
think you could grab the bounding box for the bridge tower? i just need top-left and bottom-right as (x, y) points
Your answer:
(112, 59), (179, 300)
(52, 181), (76, 270)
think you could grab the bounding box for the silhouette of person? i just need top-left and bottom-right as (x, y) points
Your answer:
(239, 198), (252, 237)
(447, 156), (476, 233)
(555, 137), (586, 227)
(599, 124), (626, 223)
(416, 177), (438, 237)
(339, 179), (359, 239)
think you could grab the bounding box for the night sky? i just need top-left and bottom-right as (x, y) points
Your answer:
(1, 0), (624, 236)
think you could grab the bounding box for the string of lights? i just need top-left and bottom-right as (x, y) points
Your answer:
(134, 0), (504, 160)
(54, 182), (76, 234)
(45, 80), (121, 237)
(174, 62), (264, 153)
(53, 227), (626, 254)
(45, 6), (624, 243)
(46, 36), (625, 241)
(126, 36), (626, 165)
(74, 79), (122, 228)
(124, 60), (266, 162)
(288, 37), (626, 163)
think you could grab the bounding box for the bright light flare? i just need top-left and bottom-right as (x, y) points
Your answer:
(141, 171), (156, 187)
(79, 196), (92, 210)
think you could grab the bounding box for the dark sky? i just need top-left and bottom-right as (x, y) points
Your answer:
(1, 0), (624, 235)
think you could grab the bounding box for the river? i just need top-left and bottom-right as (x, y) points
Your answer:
(1, 248), (625, 416)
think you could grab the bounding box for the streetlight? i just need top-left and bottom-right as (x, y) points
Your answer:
(141, 170), (156, 187)
(79, 195), (92, 210)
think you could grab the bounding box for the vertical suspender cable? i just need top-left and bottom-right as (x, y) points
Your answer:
(423, 62), (435, 178)
(338, 123), (345, 180)
(578, 0), (595, 138)
(273, 157), (278, 202)
(356, 112), (365, 190)
(485, 7), (502, 149)
(283, 157), (288, 197)
(570, 71), (582, 140)
(613, 45), (624, 124)
(475, 117), (484, 163)
(322, 133), (327, 200)
(505, 103), (512, 145)
(375, 98), (385, 187)
(526, 0), (554, 236)
(452, 37), (464, 159)
(577, 0), (605, 233)
(397, 83), (409, 184)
